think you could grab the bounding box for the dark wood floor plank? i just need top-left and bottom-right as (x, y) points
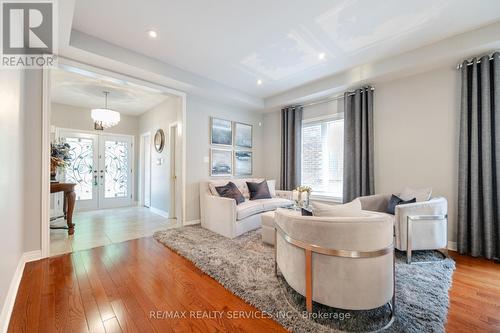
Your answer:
(8, 237), (500, 333)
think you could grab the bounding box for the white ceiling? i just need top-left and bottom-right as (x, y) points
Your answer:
(51, 67), (171, 115)
(71, 0), (500, 99)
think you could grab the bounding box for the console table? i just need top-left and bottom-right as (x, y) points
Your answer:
(50, 182), (76, 235)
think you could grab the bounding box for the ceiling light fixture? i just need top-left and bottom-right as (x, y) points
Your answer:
(318, 52), (326, 60)
(257, 79), (262, 85)
(147, 30), (158, 38)
(91, 91), (120, 130)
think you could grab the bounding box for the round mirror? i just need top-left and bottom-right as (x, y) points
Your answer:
(154, 129), (165, 153)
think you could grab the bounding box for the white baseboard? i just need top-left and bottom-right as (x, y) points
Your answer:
(149, 206), (169, 218)
(0, 250), (41, 333)
(184, 219), (200, 226)
(447, 241), (457, 251)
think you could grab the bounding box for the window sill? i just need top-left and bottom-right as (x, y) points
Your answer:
(310, 194), (343, 204)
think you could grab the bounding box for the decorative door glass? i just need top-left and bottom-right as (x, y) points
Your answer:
(64, 137), (94, 200)
(104, 140), (129, 198)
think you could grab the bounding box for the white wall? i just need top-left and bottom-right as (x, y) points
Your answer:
(185, 95), (264, 222)
(51, 103), (140, 200)
(138, 97), (182, 214)
(263, 65), (460, 243)
(0, 69), (26, 326)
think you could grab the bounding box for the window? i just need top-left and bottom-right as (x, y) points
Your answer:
(301, 116), (344, 200)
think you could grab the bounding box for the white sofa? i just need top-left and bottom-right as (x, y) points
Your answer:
(274, 208), (395, 316)
(358, 193), (448, 263)
(199, 178), (293, 238)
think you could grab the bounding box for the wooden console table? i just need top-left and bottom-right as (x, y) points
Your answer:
(50, 182), (76, 235)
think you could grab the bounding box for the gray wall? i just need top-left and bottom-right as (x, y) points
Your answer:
(50, 102), (140, 200)
(138, 97), (182, 213)
(263, 65), (460, 244)
(0, 69), (26, 316)
(23, 70), (43, 252)
(185, 95), (264, 222)
(374, 67), (460, 244)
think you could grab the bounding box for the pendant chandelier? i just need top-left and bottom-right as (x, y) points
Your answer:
(91, 91), (120, 130)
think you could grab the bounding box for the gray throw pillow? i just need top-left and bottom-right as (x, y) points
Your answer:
(246, 180), (272, 200)
(386, 194), (416, 215)
(215, 182), (245, 205)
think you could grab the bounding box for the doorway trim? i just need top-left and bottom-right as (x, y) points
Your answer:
(169, 122), (180, 219)
(139, 131), (152, 207)
(41, 58), (188, 258)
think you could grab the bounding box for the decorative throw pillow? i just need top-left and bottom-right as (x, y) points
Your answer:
(312, 199), (364, 217)
(215, 182), (245, 205)
(386, 194), (416, 215)
(246, 180), (272, 200)
(400, 187), (432, 202)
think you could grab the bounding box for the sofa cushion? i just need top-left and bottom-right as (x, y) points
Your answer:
(247, 180), (272, 200)
(253, 198), (293, 211)
(312, 199), (364, 217)
(236, 201), (264, 220)
(215, 182), (245, 205)
(400, 187), (432, 202)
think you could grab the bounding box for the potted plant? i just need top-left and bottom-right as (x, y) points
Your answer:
(50, 141), (71, 182)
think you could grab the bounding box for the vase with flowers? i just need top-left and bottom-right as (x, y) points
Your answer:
(50, 141), (71, 182)
(293, 185), (312, 209)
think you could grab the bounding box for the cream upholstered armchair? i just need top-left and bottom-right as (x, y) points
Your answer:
(274, 209), (395, 327)
(358, 193), (448, 263)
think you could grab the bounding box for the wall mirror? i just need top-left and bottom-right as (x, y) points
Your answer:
(154, 129), (165, 153)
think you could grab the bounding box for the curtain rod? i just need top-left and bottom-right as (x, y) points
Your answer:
(301, 87), (374, 108)
(456, 52), (498, 69)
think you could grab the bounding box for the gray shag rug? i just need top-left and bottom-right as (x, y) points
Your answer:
(153, 226), (455, 333)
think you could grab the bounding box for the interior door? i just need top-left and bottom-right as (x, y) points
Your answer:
(59, 130), (99, 211)
(98, 135), (133, 209)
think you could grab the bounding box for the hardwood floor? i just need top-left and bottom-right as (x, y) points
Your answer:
(8, 238), (500, 333)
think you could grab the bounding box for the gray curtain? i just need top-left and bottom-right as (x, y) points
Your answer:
(343, 87), (374, 203)
(280, 105), (303, 190)
(458, 53), (500, 260)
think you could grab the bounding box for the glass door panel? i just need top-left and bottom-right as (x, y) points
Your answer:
(58, 130), (133, 211)
(99, 135), (133, 208)
(59, 131), (99, 211)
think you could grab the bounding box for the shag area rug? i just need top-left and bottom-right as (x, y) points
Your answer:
(154, 226), (455, 332)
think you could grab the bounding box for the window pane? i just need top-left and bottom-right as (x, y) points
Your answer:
(301, 119), (343, 199)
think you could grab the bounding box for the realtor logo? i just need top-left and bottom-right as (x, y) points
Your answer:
(1, 1), (56, 67)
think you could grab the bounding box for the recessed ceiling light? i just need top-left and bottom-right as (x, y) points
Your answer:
(318, 52), (326, 60)
(147, 30), (158, 38)
(257, 79), (262, 85)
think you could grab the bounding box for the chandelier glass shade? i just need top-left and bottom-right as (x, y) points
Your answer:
(91, 91), (120, 129)
(91, 108), (120, 128)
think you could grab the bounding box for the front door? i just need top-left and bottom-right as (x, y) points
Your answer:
(59, 130), (133, 211)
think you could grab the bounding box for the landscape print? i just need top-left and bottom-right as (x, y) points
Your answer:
(211, 148), (232, 176)
(211, 118), (232, 146)
(234, 122), (252, 148)
(235, 151), (252, 175)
